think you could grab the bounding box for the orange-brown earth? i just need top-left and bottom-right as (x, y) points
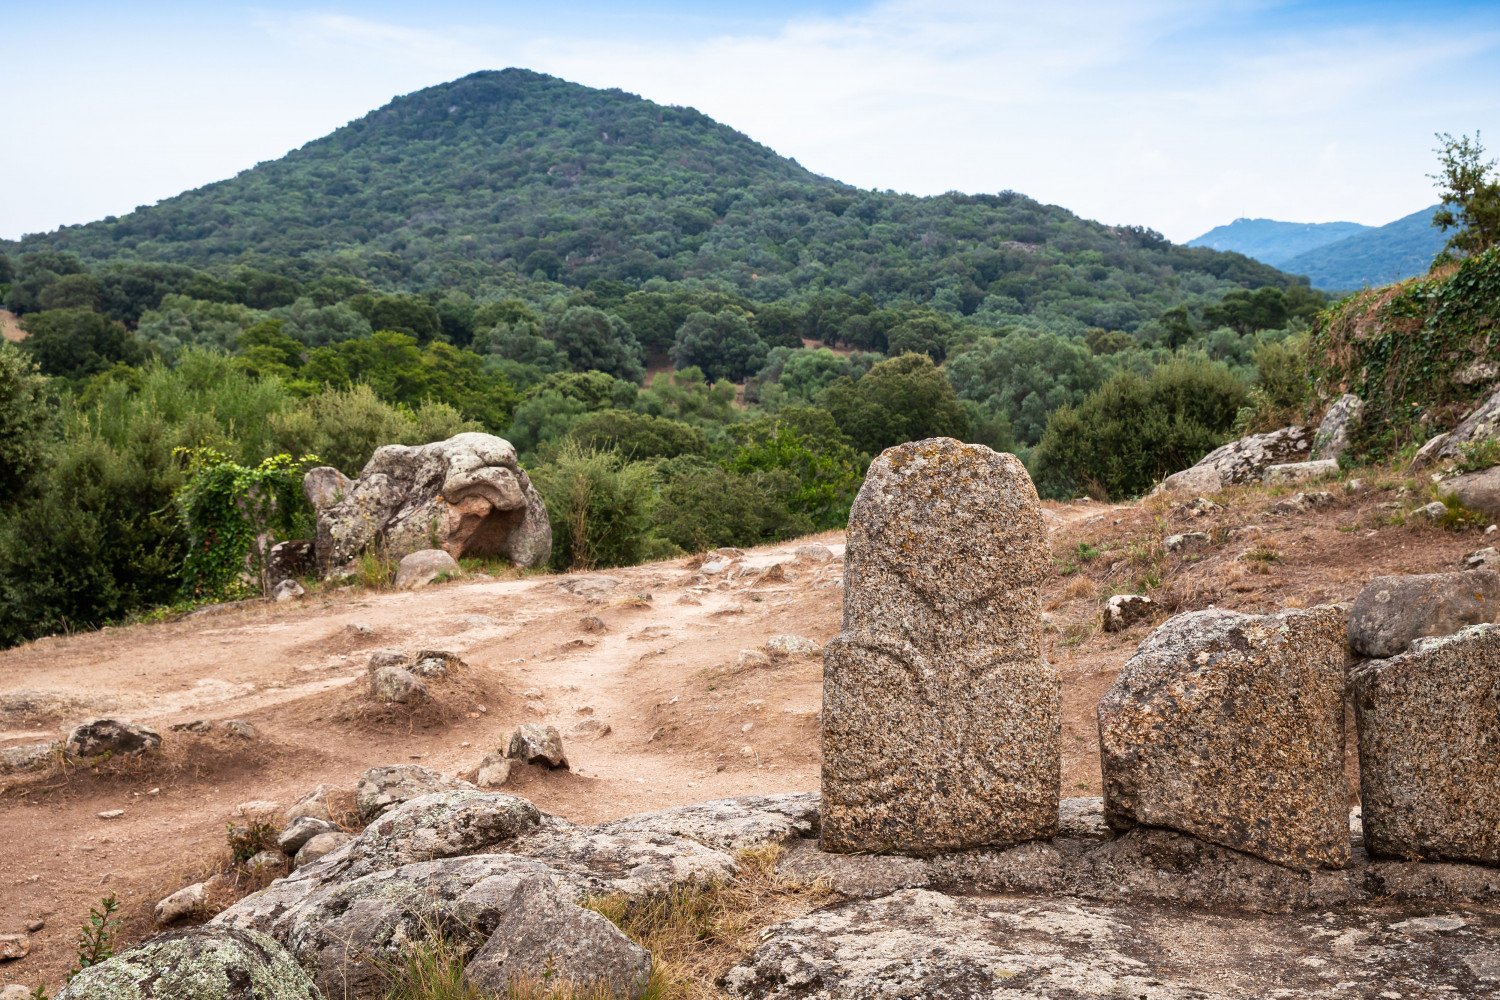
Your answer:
(0, 477), (1490, 990)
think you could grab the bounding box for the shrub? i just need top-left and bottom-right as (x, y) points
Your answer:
(530, 443), (660, 571)
(1032, 355), (1250, 500)
(819, 352), (968, 455)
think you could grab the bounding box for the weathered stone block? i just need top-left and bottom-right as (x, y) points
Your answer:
(822, 438), (1058, 855)
(1348, 570), (1500, 659)
(1350, 624), (1500, 865)
(1098, 606), (1350, 870)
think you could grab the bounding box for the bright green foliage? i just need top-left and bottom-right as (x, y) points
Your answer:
(530, 444), (661, 570)
(271, 384), (478, 476)
(1432, 132), (1500, 258)
(1311, 245), (1500, 458)
(174, 448), (319, 600)
(1032, 356), (1251, 500)
(0, 343), (53, 507)
(727, 408), (862, 529)
(670, 310), (767, 381)
(1236, 334), (1312, 434)
(136, 294), (264, 358)
(820, 353), (969, 455)
(70, 894), (120, 980)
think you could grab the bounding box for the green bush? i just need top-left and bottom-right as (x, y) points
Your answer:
(1032, 355), (1250, 500)
(819, 352), (969, 455)
(530, 443), (661, 571)
(653, 459), (810, 553)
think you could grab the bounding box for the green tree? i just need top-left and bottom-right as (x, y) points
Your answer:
(670, 310), (768, 382)
(529, 443), (660, 570)
(568, 409), (707, 459)
(819, 352), (969, 455)
(544, 306), (645, 382)
(1031, 356), (1250, 500)
(0, 344), (53, 507)
(20, 308), (142, 379)
(1432, 132), (1500, 258)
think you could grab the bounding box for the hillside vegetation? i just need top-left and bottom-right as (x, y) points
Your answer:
(0, 68), (1334, 647)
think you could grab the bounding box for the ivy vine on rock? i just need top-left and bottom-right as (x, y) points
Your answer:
(174, 448), (319, 600)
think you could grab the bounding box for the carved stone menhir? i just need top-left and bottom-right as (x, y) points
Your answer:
(820, 438), (1059, 856)
(304, 433), (551, 578)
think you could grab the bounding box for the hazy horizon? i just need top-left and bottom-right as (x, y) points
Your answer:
(5, 0), (1498, 244)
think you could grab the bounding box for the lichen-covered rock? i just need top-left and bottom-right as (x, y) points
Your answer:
(276, 816), (338, 855)
(393, 548), (459, 589)
(1101, 594), (1154, 633)
(1157, 425), (1312, 493)
(465, 751), (512, 788)
(461, 873), (651, 999)
(1442, 465), (1500, 521)
(765, 634), (821, 659)
(319, 790), (542, 881)
(1264, 458), (1340, 484)
(270, 579), (304, 602)
(368, 665), (427, 703)
(507, 822), (739, 898)
(0, 742), (55, 774)
(793, 542), (835, 563)
(1350, 624), (1500, 865)
(54, 926), (318, 1000)
(1163, 530), (1209, 552)
(1348, 570), (1500, 658)
(306, 432), (550, 577)
(1312, 393), (1363, 460)
(1437, 383), (1500, 460)
(66, 718), (162, 758)
(596, 792), (820, 851)
(726, 886), (1500, 999)
(1098, 606), (1350, 870)
(822, 438), (1058, 855)
(354, 764), (475, 820)
(507, 723), (568, 769)
(293, 831), (350, 869)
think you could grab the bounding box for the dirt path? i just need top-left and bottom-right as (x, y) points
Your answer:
(0, 309), (25, 343)
(0, 488), (1486, 991)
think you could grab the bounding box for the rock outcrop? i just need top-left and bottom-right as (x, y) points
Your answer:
(1157, 425), (1312, 494)
(65, 718), (161, 758)
(393, 548), (460, 589)
(821, 438), (1058, 855)
(1350, 624), (1500, 865)
(1442, 465), (1500, 521)
(1311, 393), (1363, 460)
(354, 764), (476, 821)
(305, 433), (550, 578)
(1098, 607), (1350, 869)
(1348, 570), (1500, 659)
(54, 926), (318, 1000)
(1436, 383), (1500, 460)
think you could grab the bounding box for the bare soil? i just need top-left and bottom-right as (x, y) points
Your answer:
(0, 309), (25, 343)
(0, 478), (1490, 990)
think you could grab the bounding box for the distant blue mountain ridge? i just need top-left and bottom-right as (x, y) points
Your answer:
(1187, 205), (1447, 291)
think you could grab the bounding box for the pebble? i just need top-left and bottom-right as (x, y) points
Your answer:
(97, 809), (124, 819)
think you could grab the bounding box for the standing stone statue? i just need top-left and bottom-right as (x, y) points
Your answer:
(821, 437), (1059, 855)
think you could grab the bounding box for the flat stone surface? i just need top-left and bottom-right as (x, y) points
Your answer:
(725, 888), (1500, 1000)
(54, 926), (318, 1000)
(822, 438), (1058, 856)
(1348, 570), (1500, 658)
(1098, 606), (1350, 869)
(1351, 624), (1500, 865)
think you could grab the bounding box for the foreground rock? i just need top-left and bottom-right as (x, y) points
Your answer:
(1348, 570), (1500, 658)
(1351, 624), (1500, 865)
(55, 926), (318, 999)
(1442, 465), (1500, 521)
(507, 723), (568, 769)
(460, 873), (651, 998)
(1101, 594), (1153, 632)
(725, 887), (1500, 1000)
(354, 764), (475, 820)
(1264, 458), (1339, 484)
(306, 432), (550, 577)
(1436, 382), (1500, 460)
(65, 718), (162, 758)
(822, 438), (1058, 855)
(1311, 392), (1363, 460)
(1098, 606), (1349, 869)
(393, 548), (460, 589)
(1157, 425), (1312, 494)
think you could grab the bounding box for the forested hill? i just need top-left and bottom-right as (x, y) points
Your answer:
(8, 68), (1296, 330)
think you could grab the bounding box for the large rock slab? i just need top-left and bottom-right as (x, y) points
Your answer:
(306, 432), (550, 577)
(597, 792), (820, 852)
(1311, 392), (1363, 460)
(1442, 465), (1500, 521)
(1348, 570), (1500, 658)
(725, 887), (1500, 1000)
(1437, 382), (1500, 459)
(1098, 606), (1350, 869)
(821, 438), (1058, 855)
(1350, 624), (1500, 865)
(354, 764), (475, 820)
(54, 926), (318, 999)
(1157, 424), (1312, 493)
(316, 790), (542, 881)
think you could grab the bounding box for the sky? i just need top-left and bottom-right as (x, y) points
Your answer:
(4, 0), (1499, 243)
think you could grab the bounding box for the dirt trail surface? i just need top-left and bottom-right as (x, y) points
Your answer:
(0, 309), (25, 343)
(0, 487), (1489, 990)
